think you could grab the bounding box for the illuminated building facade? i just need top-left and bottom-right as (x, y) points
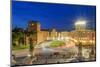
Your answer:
(26, 20), (95, 46)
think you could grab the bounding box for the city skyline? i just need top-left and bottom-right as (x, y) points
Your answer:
(12, 1), (96, 31)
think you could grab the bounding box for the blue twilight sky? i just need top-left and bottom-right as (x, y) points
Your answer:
(12, 1), (96, 31)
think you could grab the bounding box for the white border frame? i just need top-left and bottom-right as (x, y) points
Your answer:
(0, 0), (100, 67)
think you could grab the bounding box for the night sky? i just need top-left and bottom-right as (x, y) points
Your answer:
(12, 1), (96, 31)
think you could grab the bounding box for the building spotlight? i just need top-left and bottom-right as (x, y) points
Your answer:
(75, 20), (86, 26)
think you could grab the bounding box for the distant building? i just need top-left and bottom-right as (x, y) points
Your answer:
(75, 20), (86, 31)
(28, 20), (40, 32)
(26, 20), (95, 46)
(27, 21), (49, 44)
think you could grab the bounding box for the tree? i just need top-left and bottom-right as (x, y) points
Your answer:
(12, 27), (24, 47)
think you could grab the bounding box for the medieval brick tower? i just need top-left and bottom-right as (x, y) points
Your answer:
(28, 20), (40, 32)
(27, 20), (41, 44)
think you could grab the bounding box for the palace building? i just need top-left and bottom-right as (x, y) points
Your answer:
(26, 20), (95, 45)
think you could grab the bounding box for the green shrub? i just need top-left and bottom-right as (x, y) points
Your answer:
(12, 45), (29, 50)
